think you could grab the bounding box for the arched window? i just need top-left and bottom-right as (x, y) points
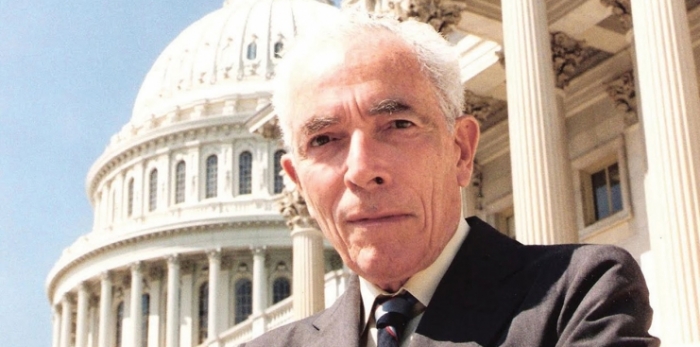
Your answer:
(272, 277), (291, 304)
(141, 294), (150, 347)
(239, 151), (252, 195)
(149, 169), (158, 211)
(246, 42), (257, 60)
(273, 150), (286, 194)
(115, 301), (124, 347)
(175, 161), (186, 204)
(127, 178), (134, 217)
(235, 279), (252, 323)
(273, 41), (284, 59)
(198, 282), (208, 343)
(205, 155), (218, 199)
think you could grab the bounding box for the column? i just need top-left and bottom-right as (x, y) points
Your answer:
(180, 263), (194, 347)
(291, 226), (325, 318)
(631, 0), (700, 344)
(252, 247), (268, 315)
(166, 255), (180, 347)
(88, 304), (99, 347)
(60, 294), (73, 347)
(52, 305), (61, 347)
(98, 272), (113, 347)
(501, 0), (577, 244)
(207, 250), (221, 340)
(147, 268), (163, 347)
(251, 246), (268, 337)
(76, 283), (89, 347)
(277, 185), (325, 319)
(130, 262), (144, 347)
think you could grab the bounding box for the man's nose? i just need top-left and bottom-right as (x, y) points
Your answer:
(343, 131), (390, 190)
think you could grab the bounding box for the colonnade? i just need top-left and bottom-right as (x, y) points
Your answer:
(50, 247), (289, 347)
(501, 0), (700, 343)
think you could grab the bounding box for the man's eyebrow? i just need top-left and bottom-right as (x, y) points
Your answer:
(301, 115), (340, 136)
(369, 99), (410, 115)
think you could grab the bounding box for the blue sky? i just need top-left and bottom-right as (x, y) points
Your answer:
(0, 1), (222, 345)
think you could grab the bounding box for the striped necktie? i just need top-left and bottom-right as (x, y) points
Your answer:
(374, 293), (418, 347)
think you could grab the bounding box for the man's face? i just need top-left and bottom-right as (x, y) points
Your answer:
(281, 32), (479, 291)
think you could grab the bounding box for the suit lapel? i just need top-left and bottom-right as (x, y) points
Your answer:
(411, 217), (533, 347)
(309, 275), (363, 347)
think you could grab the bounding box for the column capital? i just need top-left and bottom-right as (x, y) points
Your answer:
(61, 293), (75, 305)
(130, 261), (143, 274)
(550, 31), (590, 89)
(600, 0), (632, 31)
(250, 245), (267, 255)
(77, 282), (89, 293)
(167, 254), (180, 266)
(605, 70), (637, 125)
(207, 248), (222, 262)
(99, 270), (112, 282)
(277, 184), (318, 230)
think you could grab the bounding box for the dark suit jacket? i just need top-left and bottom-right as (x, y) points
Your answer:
(242, 217), (659, 346)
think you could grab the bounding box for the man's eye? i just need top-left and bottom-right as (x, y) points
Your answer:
(392, 120), (414, 129)
(310, 135), (331, 147)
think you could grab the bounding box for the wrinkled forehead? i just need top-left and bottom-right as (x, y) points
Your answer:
(287, 34), (422, 117)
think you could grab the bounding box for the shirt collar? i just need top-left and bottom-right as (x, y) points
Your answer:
(358, 217), (469, 329)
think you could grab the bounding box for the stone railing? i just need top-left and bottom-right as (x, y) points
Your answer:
(219, 297), (293, 346)
(219, 319), (254, 347)
(265, 297), (295, 331)
(218, 268), (351, 346)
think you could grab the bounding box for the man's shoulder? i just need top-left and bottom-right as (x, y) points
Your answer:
(521, 239), (640, 276)
(237, 312), (321, 347)
(238, 274), (362, 347)
(467, 216), (640, 273)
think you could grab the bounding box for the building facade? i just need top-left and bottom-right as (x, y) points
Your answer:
(49, 0), (700, 346)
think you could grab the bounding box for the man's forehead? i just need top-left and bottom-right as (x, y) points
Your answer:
(283, 31), (429, 145)
(294, 31), (413, 77)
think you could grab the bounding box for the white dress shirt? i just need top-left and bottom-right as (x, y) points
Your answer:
(359, 218), (470, 347)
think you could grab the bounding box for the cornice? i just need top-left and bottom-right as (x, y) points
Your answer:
(46, 216), (285, 301)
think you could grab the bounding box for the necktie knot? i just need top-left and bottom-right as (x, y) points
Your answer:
(374, 292), (418, 347)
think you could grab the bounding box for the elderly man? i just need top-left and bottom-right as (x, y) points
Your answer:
(243, 12), (658, 347)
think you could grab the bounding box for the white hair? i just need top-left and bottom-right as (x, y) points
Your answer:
(273, 12), (464, 150)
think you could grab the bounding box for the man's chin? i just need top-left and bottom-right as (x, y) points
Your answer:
(354, 259), (413, 291)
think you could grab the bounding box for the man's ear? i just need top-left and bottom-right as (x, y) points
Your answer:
(281, 153), (303, 192)
(454, 115), (480, 187)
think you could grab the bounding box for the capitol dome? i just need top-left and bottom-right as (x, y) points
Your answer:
(131, 0), (337, 126)
(46, 1), (346, 347)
